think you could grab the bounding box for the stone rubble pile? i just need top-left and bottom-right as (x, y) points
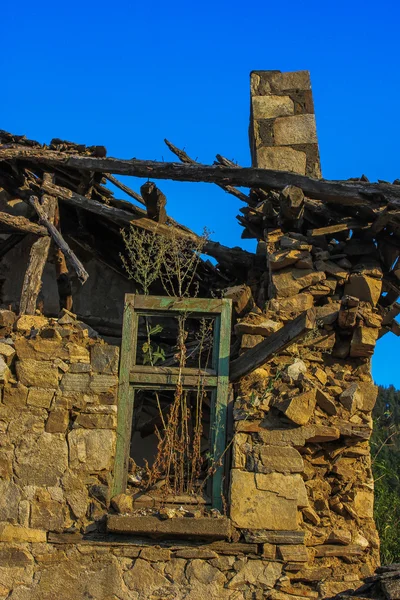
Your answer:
(227, 226), (384, 597)
(335, 564), (400, 600)
(0, 222), (388, 599)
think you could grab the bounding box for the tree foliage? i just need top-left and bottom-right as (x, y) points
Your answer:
(372, 385), (400, 563)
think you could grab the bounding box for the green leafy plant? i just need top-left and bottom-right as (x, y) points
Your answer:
(120, 228), (165, 295)
(142, 324), (166, 365)
(372, 385), (400, 563)
(121, 225), (215, 498)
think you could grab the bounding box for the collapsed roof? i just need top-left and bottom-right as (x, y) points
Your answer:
(1, 129), (400, 320)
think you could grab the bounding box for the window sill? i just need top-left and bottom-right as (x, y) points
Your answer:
(130, 491), (210, 509)
(106, 514), (231, 541)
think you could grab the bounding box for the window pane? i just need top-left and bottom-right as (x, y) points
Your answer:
(136, 314), (215, 369)
(128, 388), (213, 499)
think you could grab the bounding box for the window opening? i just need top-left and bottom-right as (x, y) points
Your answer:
(112, 295), (232, 512)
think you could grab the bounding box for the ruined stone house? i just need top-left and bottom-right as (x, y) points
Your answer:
(0, 69), (399, 599)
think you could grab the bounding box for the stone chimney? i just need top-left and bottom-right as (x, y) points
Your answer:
(249, 70), (321, 178)
(234, 70), (382, 594)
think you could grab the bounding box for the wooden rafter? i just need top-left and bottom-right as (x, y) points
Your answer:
(0, 212), (48, 236)
(19, 174), (57, 315)
(2, 145), (400, 208)
(28, 195), (89, 284)
(164, 139), (250, 203)
(105, 173), (145, 206)
(39, 180), (255, 268)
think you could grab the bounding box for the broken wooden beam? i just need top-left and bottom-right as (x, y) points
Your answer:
(40, 180), (255, 268)
(140, 181), (167, 224)
(20, 235), (53, 315)
(307, 220), (367, 237)
(229, 308), (316, 381)
(279, 185), (304, 230)
(42, 178), (180, 232)
(19, 174), (58, 315)
(0, 211), (48, 236)
(382, 302), (400, 326)
(215, 153), (269, 204)
(28, 195), (89, 284)
(165, 139), (250, 203)
(3, 145), (400, 207)
(105, 173), (145, 206)
(53, 200), (73, 312)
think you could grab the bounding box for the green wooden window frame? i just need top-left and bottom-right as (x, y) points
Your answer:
(112, 294), (232, 511)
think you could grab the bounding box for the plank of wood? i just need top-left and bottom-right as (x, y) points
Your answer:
(19, 175), (57, 315)
(19, 236), (52, 315)
(279, 186), (304, 230)
(112, 294), (138, 497)
(229, 308), (316, 381)
(28, 195), (89, 284)
(215, 153), (269, 205)
(0, 211), (47, 236)
(165, 139), (250, 203)
(132, 365), (216, 376)
(130, 370), (218, 389)
(105, 173), (145, 206)
(4, 145), (400, 207)
(243, 530), (305, 544)
(382, 302), (400, 326)
(314, 545), (364, 557)
(107, 514), (231, 540)
(307, 220), (367, 237)
(140, 181), (167, 223)
(210, 299), (232, 511)
(53, 202), (73, 311)
(132, 295), (227, 313)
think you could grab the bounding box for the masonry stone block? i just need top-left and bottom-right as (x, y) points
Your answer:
(227, 559), (282, 589)
(27, 387), (55, 409)
(68, 428), (115, 471)
(270, 70), (311, 91)
(258, 446), (304, 474)
(45, 408), (69, 433)
(16, 360), (59, 388)
(89, 374), (118, 393)
(230, 470), (301, 530)
(60, 373), (90, 393)
(0, 480), (20, 521)
(257, 146), (307, 173)
(90, 344), (119, 374)
(273, 114), (317, 145)
(252, 95), (294, 119)
(3, 382), (28, 407)
(0, 546), (34, 588)
(0, 523), (46, 543)
(14, 432), (68, 486)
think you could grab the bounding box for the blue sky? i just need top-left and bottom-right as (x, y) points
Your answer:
(2, 0), (400, 386)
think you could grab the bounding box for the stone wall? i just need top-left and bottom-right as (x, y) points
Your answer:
(0, 301), (381, 599)
(0, 229), (135, 329)
(224, 68), (383, 597)
(249, 70), (321, 178)
(0, 70), (385, 600)
(0, 311), (121, 598)
(0, 311), (295, 600)
(229, 261), (381, 597)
